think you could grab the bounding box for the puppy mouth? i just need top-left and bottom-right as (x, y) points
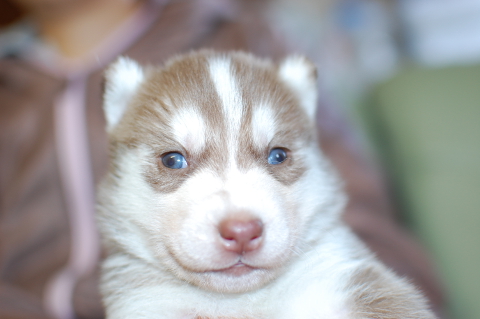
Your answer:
(213, 262), (256, 276)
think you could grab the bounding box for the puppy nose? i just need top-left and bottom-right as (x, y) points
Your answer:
(219, 218), (263, 253)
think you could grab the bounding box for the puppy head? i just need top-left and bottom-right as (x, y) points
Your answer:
(98, 51), (345, 293)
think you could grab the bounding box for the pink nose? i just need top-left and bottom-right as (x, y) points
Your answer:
(219, 218), (264, 253)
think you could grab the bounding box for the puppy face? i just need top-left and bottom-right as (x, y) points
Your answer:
(98, 51), (344, 293)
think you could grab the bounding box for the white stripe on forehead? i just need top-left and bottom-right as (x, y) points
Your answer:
(251, 104), (276, 149)
(170, 107), (206, 154)
(208, 57), (244, 157)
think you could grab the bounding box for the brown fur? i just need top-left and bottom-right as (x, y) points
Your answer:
(348, 265), (435, 319)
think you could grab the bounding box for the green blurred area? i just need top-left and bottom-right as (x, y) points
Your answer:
(361, 65), (480, 319)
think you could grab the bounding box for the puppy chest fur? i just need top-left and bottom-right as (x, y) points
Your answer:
(97, 51), (436, 319)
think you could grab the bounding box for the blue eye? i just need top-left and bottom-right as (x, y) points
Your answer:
(162, 152), (188, 169)
(268, 148), (287, 165)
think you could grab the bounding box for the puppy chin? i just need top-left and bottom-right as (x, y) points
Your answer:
(161, 243), (296, 293)
(161, 250), (285, 293)
(184, 267), (281, 293)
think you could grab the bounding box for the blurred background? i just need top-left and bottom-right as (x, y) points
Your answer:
(1, 0), (479, 318)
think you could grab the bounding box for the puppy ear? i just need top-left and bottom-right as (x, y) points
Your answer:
(103, 56), (145, 131)
(278, 55), (318, 119)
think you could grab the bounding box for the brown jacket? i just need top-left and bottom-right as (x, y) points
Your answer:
(0, 0), (444, 318)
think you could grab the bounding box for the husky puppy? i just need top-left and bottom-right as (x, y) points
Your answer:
(97, 51), (435, 319)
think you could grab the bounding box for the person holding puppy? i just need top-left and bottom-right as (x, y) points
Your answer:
(0, 0), (444, 318)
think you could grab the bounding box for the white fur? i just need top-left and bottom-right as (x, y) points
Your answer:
(251, 104), (277, 149)
(97, 146), (159, 265)
(208, 57), (243, 131)
(209, 57), (244, 165)
(163, 166), (292, 271)
(170, 107), (206, 154)
(278, 56), (317, 119)
(103, 56), (145, 131)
